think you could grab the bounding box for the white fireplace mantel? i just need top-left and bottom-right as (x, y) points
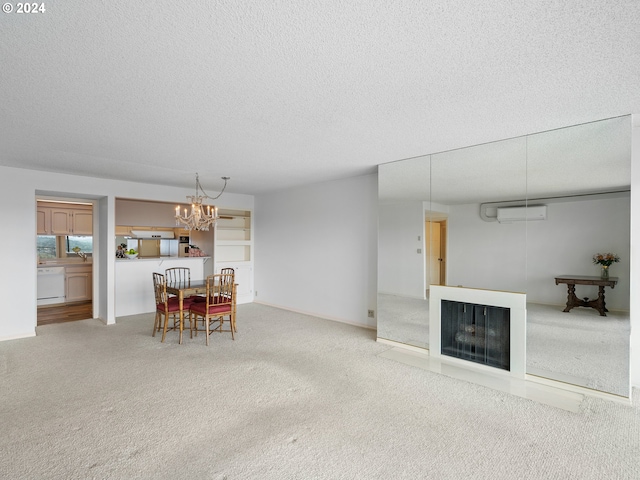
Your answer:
(429, 285), (527, 378)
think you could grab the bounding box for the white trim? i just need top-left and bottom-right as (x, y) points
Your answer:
(376, 337), (431, 354)
(526, 374), (631, 405)
(379, 344), (631, 409)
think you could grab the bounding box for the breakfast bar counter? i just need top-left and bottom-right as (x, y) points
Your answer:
(115, 257), (210, 317)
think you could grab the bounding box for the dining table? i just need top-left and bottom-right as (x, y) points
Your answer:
(166, 279), (207, 344)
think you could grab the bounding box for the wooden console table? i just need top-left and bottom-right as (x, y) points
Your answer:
(554, 275), (618, 317)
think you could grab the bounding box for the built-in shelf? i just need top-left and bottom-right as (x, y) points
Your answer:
(215, 209), (253, 303)
(216, 209), (252, 263)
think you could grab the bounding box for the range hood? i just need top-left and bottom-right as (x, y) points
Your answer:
(129, 230), (175, 239)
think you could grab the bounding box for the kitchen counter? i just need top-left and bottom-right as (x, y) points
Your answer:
(38, 258), (93, 266)
(116, 256), (210, 262)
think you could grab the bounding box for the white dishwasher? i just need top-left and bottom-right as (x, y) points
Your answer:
(37, 267), (66, 306)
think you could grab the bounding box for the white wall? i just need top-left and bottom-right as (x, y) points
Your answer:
(447, 203), (528, 293)
(0, 165), (253, 340)
(254, 174), (378, 328)
(378, 201), (425, 298)
(527, 195), (630, 309)
(445, 196), (630, 310)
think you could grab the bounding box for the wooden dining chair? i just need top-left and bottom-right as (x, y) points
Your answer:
(165, 267), (200, 305)
(218, 269), (236, 332)
(165, 266), (190, 284)
(152, 272), (182, 342)
(189, 273), (237, 345)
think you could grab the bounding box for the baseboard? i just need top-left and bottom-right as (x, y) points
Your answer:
(0, 331), (36, 342)
(253, 300), (376, 330)
(379, 339), (632, 405)
(376, 337), (430, 354)
(378, 291), (426, 301)
(526, 373), (632, 404)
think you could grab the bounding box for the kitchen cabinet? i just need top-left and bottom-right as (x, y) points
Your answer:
(37, 203), (93, 235)
(36, 208), (48, 235)
(232, 264), (253, 301)
(115, 225), (132, 236)
(66, 265), (92, 302)
(50, 208), (73, 234)
(72, 210), (93, 235)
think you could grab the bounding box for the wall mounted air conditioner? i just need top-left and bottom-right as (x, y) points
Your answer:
(496, 205), (547, 223)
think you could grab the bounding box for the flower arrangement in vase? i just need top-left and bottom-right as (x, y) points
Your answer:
(592, 253), (620, 279)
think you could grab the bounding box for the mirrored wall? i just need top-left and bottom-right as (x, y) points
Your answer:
(377, 115), (631, 397)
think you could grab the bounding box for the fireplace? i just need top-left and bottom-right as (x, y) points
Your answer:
(429, 286), (526, 377)
(440, 300), (510, 371)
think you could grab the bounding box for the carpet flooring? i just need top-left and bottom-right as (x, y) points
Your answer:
(526, 303), (629, 396)
(0, 304), (638, 479)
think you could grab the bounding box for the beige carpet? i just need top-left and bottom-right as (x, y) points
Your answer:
(0, 304), (638, 479)
(526, 303), (630, 396)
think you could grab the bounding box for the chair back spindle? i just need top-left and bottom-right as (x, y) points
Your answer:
(165, 267), (190, 287)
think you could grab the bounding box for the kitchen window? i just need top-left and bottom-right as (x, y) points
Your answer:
(66, 236), (93, 254)
(37, 235), (93, 259)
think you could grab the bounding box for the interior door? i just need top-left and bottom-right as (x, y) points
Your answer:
(425, 221), (441, 288)
(425, 220), (447, 288)
(438, 221), (447, 285)
(430, 222), (441, 286)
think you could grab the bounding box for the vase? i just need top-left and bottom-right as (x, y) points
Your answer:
(601, 265), (609, 279)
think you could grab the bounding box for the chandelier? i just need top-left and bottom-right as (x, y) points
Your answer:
(175, 174), (229, 231)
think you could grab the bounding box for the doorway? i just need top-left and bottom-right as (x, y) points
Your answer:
(425, 219), (447, 289)
(36, 197), (95, 326)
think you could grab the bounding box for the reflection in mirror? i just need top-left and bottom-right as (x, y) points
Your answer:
(376, 115), (631, 398)
(524, 116), (630, 397)
(378, 155), (431, 348)
(430, 137), (527, 293)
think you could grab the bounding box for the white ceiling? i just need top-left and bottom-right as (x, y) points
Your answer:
(1, 1), (639, 196)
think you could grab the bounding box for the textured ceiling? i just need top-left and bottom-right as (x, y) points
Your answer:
(1, 1), (639, 195)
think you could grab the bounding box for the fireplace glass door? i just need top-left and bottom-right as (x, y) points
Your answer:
(441, 300), (510, 371)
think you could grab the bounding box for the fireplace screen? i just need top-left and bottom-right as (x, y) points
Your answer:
(440, 300), (510, 371)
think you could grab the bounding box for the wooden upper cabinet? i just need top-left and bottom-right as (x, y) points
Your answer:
(115, 225), (131, 236)
(37, 203), (93, 235)
(50, 208), (73, 234)
(72, 210), (93, 235)
(36, 208), (49, 235)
